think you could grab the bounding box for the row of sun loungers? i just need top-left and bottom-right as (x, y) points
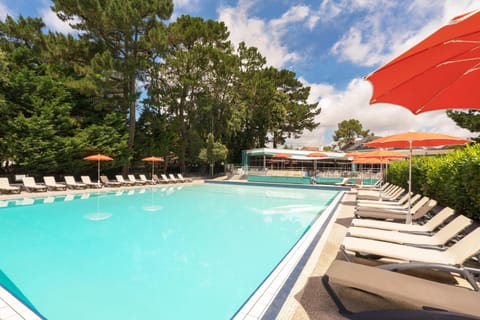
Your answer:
(0, 173), (193, 194)
(323, 182), (480, 319)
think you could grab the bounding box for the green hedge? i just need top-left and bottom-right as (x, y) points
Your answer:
(387, 144), (480, 220)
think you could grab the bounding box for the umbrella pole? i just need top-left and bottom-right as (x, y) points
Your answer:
(97, 159), (101, 187)
(406, 141), (413, 224)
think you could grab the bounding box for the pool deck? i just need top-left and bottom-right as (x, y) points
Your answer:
(0, 181), (461, 319)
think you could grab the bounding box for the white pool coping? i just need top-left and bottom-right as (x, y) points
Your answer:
(232, 191), (344, 320)
(0, 285), (42, 320)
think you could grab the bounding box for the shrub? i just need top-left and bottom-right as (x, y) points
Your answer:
(387, 144), (480, 220)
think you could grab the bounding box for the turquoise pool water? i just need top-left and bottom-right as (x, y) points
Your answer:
(0, 183), (339, 319)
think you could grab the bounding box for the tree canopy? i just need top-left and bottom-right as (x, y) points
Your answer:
(333, 119), (373, 151)
(0, 6), (320, 176)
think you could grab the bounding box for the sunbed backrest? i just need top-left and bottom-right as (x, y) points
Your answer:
(23, 177), (35, 186)
(65, 176), (75, 184)
(423, 207), (456, 230)
(0, 177), (9, 187)
(44, 176), (55, 185)
(447, 227), (480, 265)
(412, 199), (436, 220)
(116, 175), (125, 182)
(81, 176), (92, 184)
(434, 215), (472, 243)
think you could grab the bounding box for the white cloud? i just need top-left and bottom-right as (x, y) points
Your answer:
(0, 2), (11, 20)
(40, 7), (76, 34)
(286, 77), (472, 148)
(330, 1), (480, 67)
(218, 0), (313, 68)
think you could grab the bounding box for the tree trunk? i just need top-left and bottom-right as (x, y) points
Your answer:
(122, 76), (136, 175)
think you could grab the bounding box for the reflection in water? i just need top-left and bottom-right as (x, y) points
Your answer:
(16, 198), (34, 206)
(83, 212), (112, 221)
(142, 188), (163, 212)
(252, 204), (325, 227)
(83, 192), (112, 221)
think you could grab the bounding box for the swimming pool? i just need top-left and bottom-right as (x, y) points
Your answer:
(0, 183), (340, 319)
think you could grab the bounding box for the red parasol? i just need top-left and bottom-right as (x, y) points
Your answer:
(365, 9), (480, 114)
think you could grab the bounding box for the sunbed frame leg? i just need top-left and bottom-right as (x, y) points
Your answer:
(321, 275), (353, 316)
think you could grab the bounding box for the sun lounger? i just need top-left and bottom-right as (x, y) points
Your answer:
(22, 177), (47, 192)
(0, 177), (21, 194)
(334, 177), (350, 186)
(351, 207), (456, 234)
(128, 174), (146, 185)
(357, 185), (404, 201)
(355, 198), (437, 221)
(323, 260), (480, 319)
(356, 194), (421, 212)
(139, 174), (155, 185)
(152, 174), (166, 184)
(347, 215), (472, 248)
(100, 176), (122, 187)
(81, 176), (102, 188)
(168, 174), (181, 183)
(115, 175), (136, 186)
(177, 173), (192, 182)
(161, 174), (175, 183)
(64, 176), (87, 189)
(341, 227), (480, 290)
(356, 191), (412, 206)
(43, 176), (67, 191)
(356, 179), (383, 189)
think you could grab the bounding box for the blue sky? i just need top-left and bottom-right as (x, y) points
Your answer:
(1, 0), (478, 148)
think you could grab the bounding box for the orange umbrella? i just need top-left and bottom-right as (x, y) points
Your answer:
(306, 152), (328, 158)
(83, 154), (113, 186)
(352, 157), (390, 164)
(272, 153), (291, 159)
(365, 9), (480, 114)
(356, 149), (407, 159)
(142, 156), (165, 178)
(365, 132), (471, 221)
(307, 152), (327, 172)
(345, 151), (363, 157)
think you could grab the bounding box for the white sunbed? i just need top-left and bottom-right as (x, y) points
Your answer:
(139, 174), (155, 185)
(161, 174), (174, 183)
(355, 194), (422, 212)
(350, 207), (456, 233)
(355, 198), (437, 221)
(22, 177), (47, 192)
(168, 174), (181, 183)
(128, 174), (146, 185)
(177, 173), (192, 182)
(115, 175), (136, 186)
(347, 214), (472, 248)
(0, 177), (21, 194)
(43, 176), (67, 191)
(81, 176), (102, 188)
(64, 176), (87, 189)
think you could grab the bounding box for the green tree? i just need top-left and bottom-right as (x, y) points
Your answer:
(52, 0), (173, 173)
(198, 133), (228, 177)
(447, 110), (480, 142)
(0, 15), (129, 175)
(146, 15), (234, 171)
(333, 119), (373, 150)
